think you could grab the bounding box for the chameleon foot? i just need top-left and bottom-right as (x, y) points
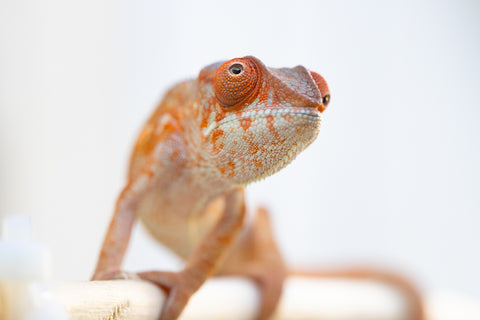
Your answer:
(247, 208), (287, 320)
(246, 269), (285, 320)
(218, 207), (287, 320)
(137, 270), (195, 320)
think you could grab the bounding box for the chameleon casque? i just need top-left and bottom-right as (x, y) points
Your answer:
(92, 56), (424, 320)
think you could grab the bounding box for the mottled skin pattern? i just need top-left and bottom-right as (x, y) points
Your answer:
(92, 56), (424, 320)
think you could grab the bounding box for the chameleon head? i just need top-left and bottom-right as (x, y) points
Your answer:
(198, 56), (330, 186)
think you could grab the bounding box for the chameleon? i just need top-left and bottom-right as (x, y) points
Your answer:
(92, 56), (424, 320)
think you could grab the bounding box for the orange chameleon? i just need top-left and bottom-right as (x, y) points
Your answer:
(92, 56), (424, 320)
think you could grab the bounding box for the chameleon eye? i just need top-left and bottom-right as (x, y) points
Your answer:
(214, 58), (260, 108)
(322, 94), (330, 107)
(229, 63), (243, 75)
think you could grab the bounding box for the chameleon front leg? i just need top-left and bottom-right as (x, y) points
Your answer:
(92, 161), (158, 280)
(92, 185), (138, 280)
(138, 188), (246, 320)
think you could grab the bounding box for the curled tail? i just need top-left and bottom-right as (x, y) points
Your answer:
(291, 267), (425, 320)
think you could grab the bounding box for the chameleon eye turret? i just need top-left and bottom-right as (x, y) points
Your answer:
(214, 57), (260, 108)
(310, 71), (330, 112)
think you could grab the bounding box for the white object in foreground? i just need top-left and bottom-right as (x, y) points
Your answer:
(0, 215), (68, 320)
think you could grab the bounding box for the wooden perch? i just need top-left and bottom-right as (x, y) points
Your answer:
(53, 276), (413, 320)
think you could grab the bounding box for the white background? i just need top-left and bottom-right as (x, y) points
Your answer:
(1, 0), (479, 299)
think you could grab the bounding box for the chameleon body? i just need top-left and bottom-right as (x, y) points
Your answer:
(93, 56), (423, 320)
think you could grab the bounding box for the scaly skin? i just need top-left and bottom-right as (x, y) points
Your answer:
(92, 56), (424, 320)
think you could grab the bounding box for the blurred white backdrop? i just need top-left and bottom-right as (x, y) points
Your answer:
(1, 0), (479, 299)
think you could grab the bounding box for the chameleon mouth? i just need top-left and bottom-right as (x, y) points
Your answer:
(233, 107), (321, 121)
(206, 107), (321, 137)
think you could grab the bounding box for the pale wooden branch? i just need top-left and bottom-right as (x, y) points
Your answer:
(53, 276), (415, 320)
(51, 276), (480, 320)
